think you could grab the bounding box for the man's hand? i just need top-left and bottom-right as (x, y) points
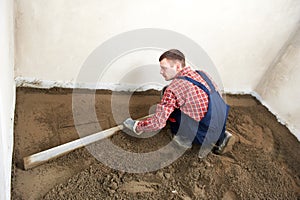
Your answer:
(123, 118), (143, 135)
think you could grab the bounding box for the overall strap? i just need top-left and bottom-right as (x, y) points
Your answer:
(196, 70), (216, 93)
(177, 76), (210, 95)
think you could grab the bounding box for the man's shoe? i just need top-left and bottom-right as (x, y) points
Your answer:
(213, 131), (235, 155)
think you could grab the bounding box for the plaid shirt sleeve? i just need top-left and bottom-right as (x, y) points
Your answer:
(136, 89), (177, 132)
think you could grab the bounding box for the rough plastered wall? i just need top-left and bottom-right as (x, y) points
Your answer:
(15, 0), (300, 92)
(255, 26), (300, 140)
(0, 0), (15, 199)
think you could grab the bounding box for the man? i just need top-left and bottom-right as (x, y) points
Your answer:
(124, 49), (235, 155)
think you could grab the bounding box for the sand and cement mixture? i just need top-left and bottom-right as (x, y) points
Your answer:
(12, 88), (300, 199)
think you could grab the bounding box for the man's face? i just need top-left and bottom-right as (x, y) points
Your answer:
(160, 58), (180, 81)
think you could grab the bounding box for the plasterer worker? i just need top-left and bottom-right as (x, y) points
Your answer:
(123, 49), (235, 155)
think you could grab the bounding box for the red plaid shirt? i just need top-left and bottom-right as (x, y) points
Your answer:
(137, 66), (216, 133)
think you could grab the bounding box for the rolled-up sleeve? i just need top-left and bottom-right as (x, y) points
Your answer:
(136, 89), (177, 133)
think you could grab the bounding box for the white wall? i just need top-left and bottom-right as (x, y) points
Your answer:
(15, 0), (300, 92)
(0, 0), (15, 199)
(256, 26), (300, 140)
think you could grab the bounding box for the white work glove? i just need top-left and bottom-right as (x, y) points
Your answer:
(123, 118), (143, 135)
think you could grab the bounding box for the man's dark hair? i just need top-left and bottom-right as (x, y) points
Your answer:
(159, 49), (186, 67)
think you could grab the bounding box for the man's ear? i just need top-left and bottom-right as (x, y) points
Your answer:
(175, 62), (182, 71)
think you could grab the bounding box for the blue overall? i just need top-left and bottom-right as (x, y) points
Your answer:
(168, 71), (229, 147)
